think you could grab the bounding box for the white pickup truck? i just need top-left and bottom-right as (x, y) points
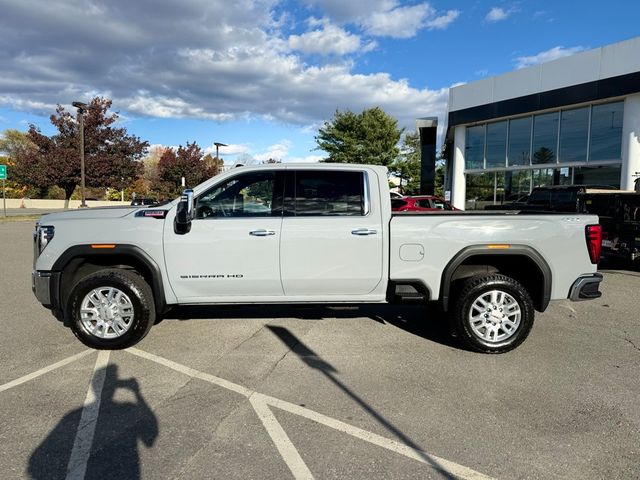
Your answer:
(32, 164), (603, 353)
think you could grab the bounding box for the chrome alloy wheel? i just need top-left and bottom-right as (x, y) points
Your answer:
(80, 287), (135, 339)
(468, 289), (522, 344)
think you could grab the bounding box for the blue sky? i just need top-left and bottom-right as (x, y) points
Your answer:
(0, 0), (638, 164)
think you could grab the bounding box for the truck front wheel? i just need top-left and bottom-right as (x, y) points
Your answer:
(66, 269), (156, 349)
(452, 274), (534, 353)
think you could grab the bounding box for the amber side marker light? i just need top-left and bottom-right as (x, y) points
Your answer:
(487, 244), (511, 249)
(90, 244), (116, 249)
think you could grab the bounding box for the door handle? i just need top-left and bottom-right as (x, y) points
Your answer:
(249, 229), (276, 236)
(351, 228), (377, 236)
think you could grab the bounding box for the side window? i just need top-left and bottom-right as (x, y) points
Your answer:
(416, 199), (433, 209)
(288, 170), (365, 216)
(391, 199), (407, 209)
(432, 199), (447, 210)
(195, 172), (280, 218)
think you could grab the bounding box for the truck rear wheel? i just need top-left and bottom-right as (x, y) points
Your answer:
(452, 274), (534, 353)
(67, 269), (155, 349)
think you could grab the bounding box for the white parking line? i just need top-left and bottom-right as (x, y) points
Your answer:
(127, 348), (495, 480)
(0, 350), (93, 393)
(65, 350), (110, 480)
(126, 347), (253, 397)
(250, 393), (315, 480)
(264, 394), (494, 480)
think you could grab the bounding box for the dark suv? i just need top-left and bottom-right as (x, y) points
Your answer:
(486, 185), (617, 212)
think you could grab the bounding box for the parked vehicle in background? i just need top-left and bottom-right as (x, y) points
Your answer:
(485, 185), (617, 212)
(390, 191), (403, 199)
(580, 191), (640, 261)
(131, 198), (158, 206)
(391, 195), (458, 212)
(32, 164), (602, 354)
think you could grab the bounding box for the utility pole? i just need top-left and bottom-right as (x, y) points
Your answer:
(72, 101), (88, 208)
(214, 142), (227, 163)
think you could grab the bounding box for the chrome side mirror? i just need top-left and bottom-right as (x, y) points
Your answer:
(174, 189), (194, 235)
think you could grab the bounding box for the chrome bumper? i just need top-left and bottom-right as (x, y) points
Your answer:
(568, 273), (603, 301)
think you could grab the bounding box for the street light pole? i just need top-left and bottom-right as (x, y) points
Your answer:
(72, 101), (88, 208)
(214, 141), (227, 162)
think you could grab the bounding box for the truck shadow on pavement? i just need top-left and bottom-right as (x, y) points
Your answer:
(28, 364), (158, 480)
(265, 325), (458, 479)
(163, 303), (461, 350)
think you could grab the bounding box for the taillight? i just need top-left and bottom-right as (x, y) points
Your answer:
(585, 224), (602, 264)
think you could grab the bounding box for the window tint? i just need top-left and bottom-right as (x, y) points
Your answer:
(559, 107), (589, 163)
(507, 117), (532, 166)
(532, 112), (559, 164)
(527, 189), (551, 205)
(195, 172), (279, 218)
(589, 102), (623, 161)
(416, 199), (433, 208)
(391, 199), (407, 209)
(465, 125), (485, 169)
(486, 121), (507, 168)
(289, 171), (364, 216)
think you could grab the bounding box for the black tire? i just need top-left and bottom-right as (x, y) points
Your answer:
(452, 274), (534, 354)
(66, 269), (156, 349)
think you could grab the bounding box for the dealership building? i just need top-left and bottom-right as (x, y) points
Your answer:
(441, 36), (640, 210)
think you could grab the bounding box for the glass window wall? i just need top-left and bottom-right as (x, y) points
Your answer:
(559, 107), (589, 163)
(465, 173), (494, 210)
(589, 102), (623, 161)
(504, 170), (532, 201)
(507, 117), (531, 166)
(532, 112), (559, 164)
(465, 125), (485, 169)
(573, 165), (621, 188)
(485, 121), (507, 168)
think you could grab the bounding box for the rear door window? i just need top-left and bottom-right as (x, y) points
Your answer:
(286, 170), (365, 216)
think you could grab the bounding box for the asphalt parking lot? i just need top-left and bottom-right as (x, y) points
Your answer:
(1, 220), (639, 479)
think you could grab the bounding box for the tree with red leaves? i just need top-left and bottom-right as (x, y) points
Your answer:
(156, 142), (219, 197)
(13, 97), (148, 202)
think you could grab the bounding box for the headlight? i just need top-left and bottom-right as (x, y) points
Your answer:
(35, 225), (55, 255)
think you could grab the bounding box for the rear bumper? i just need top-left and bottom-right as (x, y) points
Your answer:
(568, 273), (603, 301)
(31, 270), (61, 310)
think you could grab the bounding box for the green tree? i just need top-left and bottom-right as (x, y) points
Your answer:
(12, 97), (147, 203)
(315, 107), (402, 166)
(0, 129), (41, 197)
(434, 162), (445, 198)
(391, 131), (421, 195)
(533, 147), (554, 164)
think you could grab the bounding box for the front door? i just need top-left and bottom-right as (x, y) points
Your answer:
(164, 170), (285, 301)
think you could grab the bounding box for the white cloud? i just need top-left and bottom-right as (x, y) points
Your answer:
(515, 46), (585, 69)
(254, 140), (292, 162)
(304, 1), (459, 38)
(302, 0), (395, 24)
(0, 0), (450, 132)
(362, 3), (459, 38)
(287, 154), (324, 163)
(425, 10), (460, 30)
(203, 143), (251, 156)
(288, 22), (376, 55)
(485, 7), (510, 22)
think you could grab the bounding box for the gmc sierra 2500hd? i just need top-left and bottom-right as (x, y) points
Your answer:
(32, 164), (603, 353)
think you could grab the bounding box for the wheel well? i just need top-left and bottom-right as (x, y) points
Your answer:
(443, 253), (549, 312)
(60, 255), (157, 312)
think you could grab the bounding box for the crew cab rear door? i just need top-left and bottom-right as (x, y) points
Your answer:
(279, 169), (384, 296)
